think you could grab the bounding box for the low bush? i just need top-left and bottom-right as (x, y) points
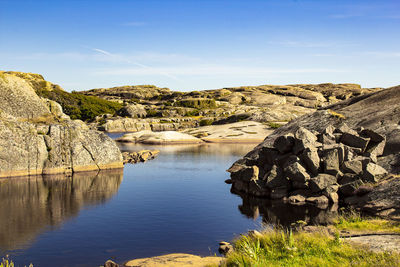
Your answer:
(37, 88), (123, 122)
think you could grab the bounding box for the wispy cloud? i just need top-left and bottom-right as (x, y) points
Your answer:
(121, 21), (146, 26)
(92, 48), (181, 81)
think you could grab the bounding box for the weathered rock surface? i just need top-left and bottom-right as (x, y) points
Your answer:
(227, 124), (389, 209)
(182, 121), (274, 143)
(116, 130), (203, 144)
(81, 82), (378, 132)
(0, 72), (123, 178)
(124, 253), (222, 267)
(122, 150), (160, 164)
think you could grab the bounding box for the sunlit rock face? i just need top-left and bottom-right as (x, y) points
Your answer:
(0, 72), (123, 177)
(0, 169), (123, 251)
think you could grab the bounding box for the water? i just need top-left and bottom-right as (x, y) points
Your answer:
(0, 143), (337, 267)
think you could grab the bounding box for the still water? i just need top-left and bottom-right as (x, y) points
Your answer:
(0, 142), (337, 267)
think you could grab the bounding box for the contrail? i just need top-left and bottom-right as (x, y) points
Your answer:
(92, 47), (181, 81)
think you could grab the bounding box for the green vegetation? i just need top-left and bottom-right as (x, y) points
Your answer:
(267, 122), (283, 129)
(200, 119), (214, 126)
(146, 109), (161, 117)
(219, 229), (400, 267)
(217, 214), (400, 267)
(328, 109), (346, 120)
(334, 211), (400, 233)
(1, 256), (33, 267)
(184, 109), (201, 117)
(37, 88), (123, 122)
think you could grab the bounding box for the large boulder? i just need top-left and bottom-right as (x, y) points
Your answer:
(0, 72), (123, 178)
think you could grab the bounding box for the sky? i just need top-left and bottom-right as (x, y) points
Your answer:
(1, 0), (399, 92)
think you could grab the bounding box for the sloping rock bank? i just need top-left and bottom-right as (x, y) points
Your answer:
(228, 125), (388, 207)
(121, 253), (222, 267)
(0, 72), (123, 178)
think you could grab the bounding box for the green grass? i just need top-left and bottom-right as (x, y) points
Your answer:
(1, 256), (33, 267)
(219, 229), (400, 267)
(266, 122), (283, 129)
(334, 211), (400, 233)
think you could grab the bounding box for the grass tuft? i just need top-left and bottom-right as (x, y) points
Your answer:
(219, 229), (400, 267)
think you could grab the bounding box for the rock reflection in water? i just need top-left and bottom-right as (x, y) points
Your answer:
(234, 191), (338, 226)
(0, 169), (123, 251)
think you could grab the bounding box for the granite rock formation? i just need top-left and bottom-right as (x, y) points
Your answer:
(228, 125), (387, 207)
(0, 72), (123, 178)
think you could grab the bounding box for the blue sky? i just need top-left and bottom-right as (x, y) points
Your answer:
(1, 0), (399, 91)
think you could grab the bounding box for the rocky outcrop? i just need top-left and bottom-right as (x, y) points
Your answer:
(0, 72), (123, 178)
(182, 121), (275, 142)
(227, 125), (388, 208)
(80, 82), (378, 132)
(98, 117), (198, 132)
(122, 150), (160, 164)
(116, 130), (203, 144)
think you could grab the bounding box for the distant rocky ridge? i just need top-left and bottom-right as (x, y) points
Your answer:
(0, 72), (123, 178)
(81, 83), (379, 132)
(228, 87), (400, 218)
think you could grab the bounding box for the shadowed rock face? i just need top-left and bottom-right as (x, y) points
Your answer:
(0, 72), (123, 177)
(0, 169), (123, 251)
(236, 87), (400, 174)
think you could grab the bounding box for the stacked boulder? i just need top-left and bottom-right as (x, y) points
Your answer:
(227, 124), (388, 206)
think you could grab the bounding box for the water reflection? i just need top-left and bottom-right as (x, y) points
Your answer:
(233, 191), (338, 226)
(118, 143), (257, 157)
(0, 169), (123, 251)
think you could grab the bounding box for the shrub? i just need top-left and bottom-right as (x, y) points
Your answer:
(176, 98), (216, 109)
(36, 88), (123, 122)
(200, 119), (213, 126)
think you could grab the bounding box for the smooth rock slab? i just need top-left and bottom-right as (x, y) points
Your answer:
(116, 130), (203, 144)
(124, 253), (222, 267)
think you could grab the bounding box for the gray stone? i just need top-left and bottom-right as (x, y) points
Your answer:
(117, 103), (147, 118)
(335, 124), (358, 135)
(293, 127), (318, 154)
(260, 147), (279, 166)
(309, 174), (337, 192)
(249, 179), (269, 197)
(273, 134), (295, 154)
(340, 133), (370, 152)
(300, 147), (320, 176)
(339, 179), (364, 196)
(284, 162), (310, 184)
(306, 195), (330, 205)
(362, 163), (388, 183)
(341, 159), (363, 175)
(265, 165), (289, 189)
(219, 241), (234, 255)
(231, 165), (259, 182)
(338, 173), (359, 185)
(104, 260), (119, 267)
(288, 194), (306, 204)
(321, 148), (340, 175)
